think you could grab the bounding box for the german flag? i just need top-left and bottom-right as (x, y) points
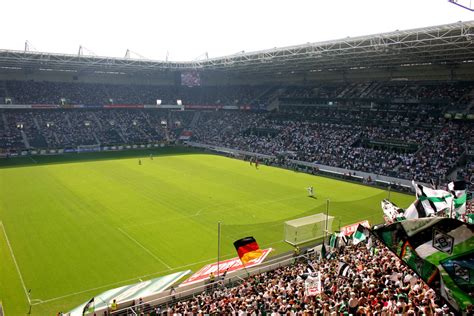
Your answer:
(233, 236), (263, 264)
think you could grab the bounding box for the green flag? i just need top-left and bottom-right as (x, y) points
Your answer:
(373, 218), (473, 312)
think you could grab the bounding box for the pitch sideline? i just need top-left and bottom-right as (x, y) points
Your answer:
(0, 221), (31, 304)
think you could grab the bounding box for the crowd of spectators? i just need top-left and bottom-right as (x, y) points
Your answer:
(279, 81), (474, 105)
(3, 80), (472, 107)
(146, 241), (458, 315)
(2, 81), (269, 106)
(397, 121), (474, 183)
(1, 105), (472, 184)
(1, 80), (473, 183)
(0, 109), (180, 150)
(191, 107), (472, 182)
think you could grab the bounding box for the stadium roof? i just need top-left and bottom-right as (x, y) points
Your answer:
(0, 21), (473, 76)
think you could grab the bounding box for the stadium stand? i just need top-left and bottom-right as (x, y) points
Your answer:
(1, 79), (473, 186)
(116, 241), (461, 315)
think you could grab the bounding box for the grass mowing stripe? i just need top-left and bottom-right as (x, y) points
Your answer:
(117, 228), (172, 270)
(0, 222), (30, 304)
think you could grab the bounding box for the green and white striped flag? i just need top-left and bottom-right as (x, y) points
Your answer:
(410, 181), (453, 217)
(468, 214), (474, 225)
(381, 199), (405, 223)
(373, 218), (474, 312)
(352, 224), (369, 245)
(320, 243), (327, 260)
(329, 232), (346, 248)
(448, 181), (467, 217)
(338, 262), (354, 277)
(404, 199), (431, 219)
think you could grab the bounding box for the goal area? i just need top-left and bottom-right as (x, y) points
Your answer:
(284, 213), (334, 246)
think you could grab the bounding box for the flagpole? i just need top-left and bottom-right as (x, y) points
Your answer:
(324, 199), (329, 244)
(449, 195), (454, 219)
(217, 221), (221, 280)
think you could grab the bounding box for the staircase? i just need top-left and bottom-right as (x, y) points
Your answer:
(337, 83), (354, 98)
(20, 130), (30, 149)
(0, 81), (7, 102)
(2, 113), (8, 132)
(265, 87), (286, 111)
(92, 132), (101, 145)
(53, 132), (60, 145)
(190, 111), (201, 129)
(360, 82), (382, 98)
(33, 117), (41, 130)
(140, 110), (153, 128)
(64, 113), (73, 129)
(90, 112), (103, 129)
(464, 87), (474, 112)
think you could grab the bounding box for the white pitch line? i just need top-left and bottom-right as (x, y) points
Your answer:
(28, 156), (37, 164)
(0, 221), (30, 304)
(117, 228), (172, 270)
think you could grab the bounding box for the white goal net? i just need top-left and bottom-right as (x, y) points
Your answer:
(284, 213), (334, 246)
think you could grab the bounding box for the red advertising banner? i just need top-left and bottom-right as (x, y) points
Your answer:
(340, 220), (370, 236)
(180, 248), (272, 287)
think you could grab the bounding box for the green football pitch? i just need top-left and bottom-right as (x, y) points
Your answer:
(0, 148), (414, 315)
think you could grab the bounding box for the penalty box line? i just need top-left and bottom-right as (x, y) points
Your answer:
(117, 228), (172, 270)
(0, 221), (31, 304)
(124, 193), (305, 230)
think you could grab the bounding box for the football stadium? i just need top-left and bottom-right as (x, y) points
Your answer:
(1, 2), (474, 315)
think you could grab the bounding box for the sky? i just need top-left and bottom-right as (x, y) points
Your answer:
(0, 0), (472, 61)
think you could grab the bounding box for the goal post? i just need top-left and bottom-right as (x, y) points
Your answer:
(284, 213), (334, 246)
